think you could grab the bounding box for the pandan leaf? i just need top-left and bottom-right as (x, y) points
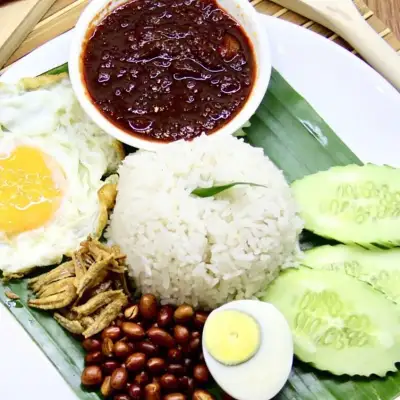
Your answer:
(191, 182), (267, 197)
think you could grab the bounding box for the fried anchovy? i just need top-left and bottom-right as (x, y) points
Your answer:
(28, 284), (77, 310)
(37, 277), (76, 299)
(111, 245), (123, 256)
(72, 251), (87, 287)
(87, 241), (110, 261)
(91, 239), (112, 253)
(108, 262), (125, 274)
(54, 313), (84, 335)
(81, 252), (95, 267)
(83, 294), (128, 338)
(79, 315), (96, 329)
(73, 290), (124, 317)
(76, 256), (111, 297)
(110, 245), (127, 264)
(58, 308), (78, 321)
(29, 262), (75, 293)
(4, 290), (19, 300)
(112, 272), (130, 296)
(88, 280), (113, 297)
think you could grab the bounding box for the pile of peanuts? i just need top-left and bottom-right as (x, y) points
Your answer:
(80, 294), (215, 400)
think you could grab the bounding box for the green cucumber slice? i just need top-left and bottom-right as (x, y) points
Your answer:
(304, 245), (400, 306)
(291, 164), (400, 246)
(261, 268), (400, 377)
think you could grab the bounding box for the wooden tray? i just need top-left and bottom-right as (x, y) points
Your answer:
(4, 0), (400, 68)
(0, 0), (57, 68)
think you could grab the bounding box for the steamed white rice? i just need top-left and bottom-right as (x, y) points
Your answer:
(107, 134), (303, 309)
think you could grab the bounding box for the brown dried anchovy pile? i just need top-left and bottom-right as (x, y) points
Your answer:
(28, 238), (130, 338)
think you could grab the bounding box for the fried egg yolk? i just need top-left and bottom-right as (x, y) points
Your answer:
(0, 146), (65, 236)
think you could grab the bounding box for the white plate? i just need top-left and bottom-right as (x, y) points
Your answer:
(1, 14), (400, 400)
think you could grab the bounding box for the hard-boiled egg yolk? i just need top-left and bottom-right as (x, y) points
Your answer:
(204, 309), (261, 366)
(0, 146), (65, 236)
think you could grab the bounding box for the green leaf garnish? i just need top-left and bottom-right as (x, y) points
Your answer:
(191, 182), (267, 198)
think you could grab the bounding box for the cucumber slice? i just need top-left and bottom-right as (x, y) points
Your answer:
(261, 268), (400, 376)
(291, 164), (400, 246)
(304, 245), (400, 305)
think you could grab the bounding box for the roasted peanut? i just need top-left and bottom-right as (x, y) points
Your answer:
(147, 327), (175, 348)
(192, 390), (215, 400)
(137, 340), (159, 357)
(121, 322), (145, 340)
(164, 394), (186, 400)
(124, 304), (139, 320)
(160, 373), (179, 390)
(113, 395), (131, 400)
(82, 338), (101, 352)
(193, 364), (209, 383)
(81, 301), (210, 399)
(126, 352), (147, 371)
(167, 364), (185, 376)
(102, 326), (122, 341)
(102, 360), (120, 374)
(102, 337), (114, 357)
(174, 325), (190, 344)
(189, 338), (201, 353)
(147, 357), (166, 375)
(183, 358), (193, 373)
(128, 383), (143, 400)
(114, 340), (134, 359)
(152, 376), (161, 385)
(174, 305), (194, 323)
(168, 347), (183, 362)
(157, 305), (174, 328)
(134, 371), (150, 386)
(179, 376), (194, 393)
(110, 367), (128, 390)
(101, 376), (112, 397)
(140, 294), (158, 320)
(81, 365), (103, 387)
(191, 331), (201, 339)
(144, 382), (161, 400)
(179, 343), (190, 356)
(194, 312), (208, 329)
(85, 351), (103, 365)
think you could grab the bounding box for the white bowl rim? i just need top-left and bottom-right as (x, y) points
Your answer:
(69, 0), (272, 151)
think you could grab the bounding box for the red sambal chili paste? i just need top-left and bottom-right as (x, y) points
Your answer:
(82, 0), (256, 142)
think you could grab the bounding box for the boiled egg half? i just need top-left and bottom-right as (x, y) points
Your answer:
(202, 300), (293, 400)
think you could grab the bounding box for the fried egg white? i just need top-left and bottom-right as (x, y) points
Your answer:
(0, 74), (124, 275)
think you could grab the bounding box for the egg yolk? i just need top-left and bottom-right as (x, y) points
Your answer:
(204, 309), (261, 366)
(0, 146), (65, 236)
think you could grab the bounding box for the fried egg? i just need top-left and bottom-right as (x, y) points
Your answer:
(0, 74), (124, 276)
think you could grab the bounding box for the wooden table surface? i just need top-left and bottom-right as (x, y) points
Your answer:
(366, 0), (400, 38)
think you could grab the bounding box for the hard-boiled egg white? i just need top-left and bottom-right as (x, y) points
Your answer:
(202, 300), (293, 400)
(0, 74), (124, 276)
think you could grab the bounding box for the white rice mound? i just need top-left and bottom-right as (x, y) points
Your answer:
(107, 134), (303, 309)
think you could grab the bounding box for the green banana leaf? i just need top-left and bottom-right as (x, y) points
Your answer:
(2, 63), (400, 400)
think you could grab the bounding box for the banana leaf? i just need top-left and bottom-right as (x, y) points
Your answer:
(1, 63), (400, 400)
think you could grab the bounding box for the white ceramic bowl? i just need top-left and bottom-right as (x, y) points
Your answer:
(69, 0), (271, 151)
